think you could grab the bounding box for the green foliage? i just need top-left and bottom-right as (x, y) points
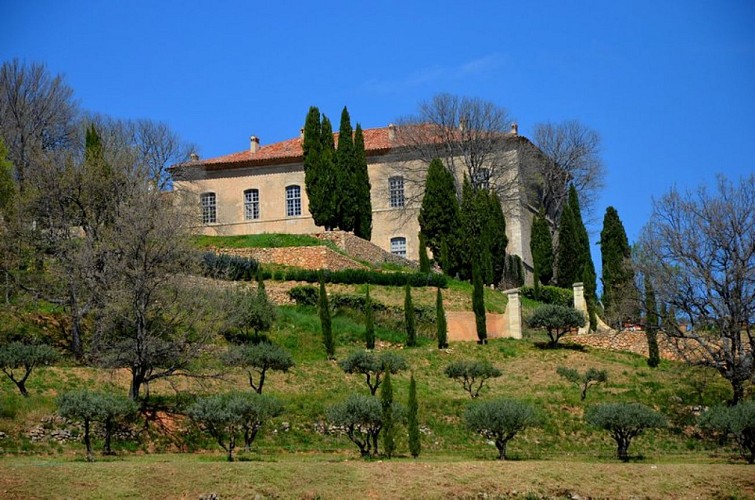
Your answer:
(352, 124), (372, 240)
(700, 401), (755, 463)
(339, 350), (408, 395)
(407, 373), (421, 458)
(364, 286), (375, 350)
(644, 279), (660, 368)
(465, 398), (539, 460)
(527, 304), (586, 347)
(404, 283), (417, 347)
(600, 207), (633, 315)
(418, 232), (431, 273)
(200, 252), (260, 281)
(436, 287), (448, 349)
(223, 286), (277, 343)
(586, 402), (666, 461)
(259, 267), (448, 288)
(531, 212), (553, 286)
(336, 106), (357, 232)
(188, 391), (283, 461)
(287, 285), (319, 306)
(0, 342), (58, 397)
(0, 137), (16, 216)
(381, 371), (396, 458)
(222, 342), (294, 394)
(419, 158), (460, 266)
(520, 285), (573, 307)
(303, 107), (338, 230)
(555, 191), (580, 288)
(319, 278), (335, 359)
(472, 263), (487, 343)
(194, 233), (331, 250)
(556, 366), (608, 401)
(444, 360), (502, 398)
(327, 394), (383, 458)
(503, 254), (525, 289)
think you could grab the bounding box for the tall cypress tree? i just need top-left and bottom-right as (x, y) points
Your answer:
(303, 109), (339, 230)
(407, 373), (421, 458)
(352, 124), (372, 240)
(335, 107), (356, 232)
(645, 278), (660, 368)
(405, 283), (417, 347)
(419, 159), (459, 260)
(459, 177), (481, 280)
(600, 206), (633, 315)
(531, 211), (553, 286)
(487, 191), (507, 286)
(418, 232), (431, 273)
(381, 370), (395, 458)
(436, 287), (448, 349)
(364, 285), (375, 350)
(472, 261), (487, 344)
(569, 186), (598, 331)
(319, 116), (338, 230)
(319, 277), (335, 359)
(555, 199), (580, 288)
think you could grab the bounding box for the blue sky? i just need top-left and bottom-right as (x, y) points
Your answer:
(2, 0), (754, 265)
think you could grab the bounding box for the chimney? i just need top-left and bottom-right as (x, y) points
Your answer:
(250, 135), (260, 153)
(459, 117), (468, 131)
(300, 128), (305, 140)
(388, 123), (396, 141)
(510, 123), (518, 135)
(190, 152), (199, 161)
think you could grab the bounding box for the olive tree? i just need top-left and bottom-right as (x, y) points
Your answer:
(0, 342), (58, 397)
(586, 402), (666, 462)
(527, 304), (586, 347)
(636, 174), (755, 404)
(222, 342), (294, 394)
(444, 360), (502, 399)
(700, 401), (755, 464)
(556, 366), (608, 401)
(327, 394), (384, 458)
(465, 398), (539, 460)
(339, 350), (408, 395)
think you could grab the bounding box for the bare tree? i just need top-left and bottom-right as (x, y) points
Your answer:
(0, 59), (79, 190)
(392, 93), (521, 211)
(636, 174), (754, 404)
(528, 120), (605, 222)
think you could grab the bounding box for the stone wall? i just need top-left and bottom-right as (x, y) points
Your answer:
(445, 289), (522, 342)
(213, 246), (367, 271)
(315, 231), (418, 269)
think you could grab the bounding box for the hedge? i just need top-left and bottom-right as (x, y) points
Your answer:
(520, 285), (573, 307)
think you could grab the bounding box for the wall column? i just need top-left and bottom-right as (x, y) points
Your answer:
(505, 289), (522, 339)
(572, 282), (588, 335)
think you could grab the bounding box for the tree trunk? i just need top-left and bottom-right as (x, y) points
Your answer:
(496, 439), (508, 460)
(103, 419), (113, 455)
(617, 439), (630, 462)
(84, 419), (94, 462)
(730, 379), (745, 406)
(129, 371), (144, 400)
(13, 379), (29, 397)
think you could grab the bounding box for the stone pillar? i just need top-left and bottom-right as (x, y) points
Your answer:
(505, 289), (522, 339)
(573, 282), (588, 335)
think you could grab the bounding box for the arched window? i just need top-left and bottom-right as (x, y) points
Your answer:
(286, 185), (301, 217)
(389, 176), (405, 208)
(244, 189), (260, 220)
(390, 237), (407, 257)
(200, 192), (216, 224)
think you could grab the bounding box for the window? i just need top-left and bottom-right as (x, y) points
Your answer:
(286, 185), (301, 217)
(390, 237), (407, 257)
(389, 176), (405, 208)
(472, 168), (490, 190)
(200, 192), (216, 224)
(244, 189), (260, 220)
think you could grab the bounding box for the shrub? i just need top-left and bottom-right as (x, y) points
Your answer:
(222, 342), (294, 394)
(339, 350), (408, 395)
(287, 285), (319, 306)
(223, 287), (277, 343)
(700, 401), (755, 463)
(556, 366), (608, 401)
(200, 252), (259, 281)
(527, 304), (586, 347)
(0, 342), (58, 397)
(586, 402), (666, 461)
(444, 360), (502, 399)
(520, 285), (573, 307)
(465, 398), (539, 460)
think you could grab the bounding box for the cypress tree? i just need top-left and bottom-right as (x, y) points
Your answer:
(365, 285), (375, 350)
(569, 186), (598, 332)
(319, 116), (338, 230)
(645, 278), (660, 368)
(352, 124), (372, 240)
(555, 199), (579, 287)
(405, 283), (417, 347)
(436, 287), (448, 349)
(319, 277), (335, 359)
(381, 370), (395, 458)
(256, 267), (267, 301)
(407, 373), (421, 458)
(600, 206), (634, 317)
(472, 261), (487, 344)
(530, 211), (553, 286)
(419, 158), (459, 259)
(335, 106), (356, 232)
(487, 191), (507, 286)
(303, 107), (324, 225)
(418, 232), (431, 273)
(459, 176), (481, 280)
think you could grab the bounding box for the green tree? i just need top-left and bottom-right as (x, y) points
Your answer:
(530, 211), (553, 286)
(381, 370), (396, 458)
(555, 195), (580, 288)
(436, 287), (448, 349)
(569, 186), (598, 331)
(407, 372), (421, 458)
(586, 402), (666, 462)
(418, 232), (431, 273)
(222, 342), (294, 394)
(404, 283), (417, 347)
(339, 350), (408, 395)
(644, 278), (660, 368)
(327, 394), (383, 458)
(97, 392), (139, 455)
(57, 390), (105, 462)
(527, 304), (586, 347)
(364, 285), (375, 349)
(487, 191), (508, 285)
(556, 366), (608, 401)
(465, 398), (539, 460)
(444, 360), (502, 398)
(223, 285), (277, 343)
(700, 402), (755, 464)
(472, 262), (487, 344)
(459, 178), (492, 282)
(352, 124), (372, 240)
(0, 138), (15, 216)
(303, 108), (338, 230)
(418, 158), (460, 262)
(600, 207), (635, 325)
(0, 342), (58, 397)
(336, 106), (357, 232)
(319, 277), (335, 359)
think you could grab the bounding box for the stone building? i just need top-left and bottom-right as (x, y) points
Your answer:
(171, 123), (540, 275)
